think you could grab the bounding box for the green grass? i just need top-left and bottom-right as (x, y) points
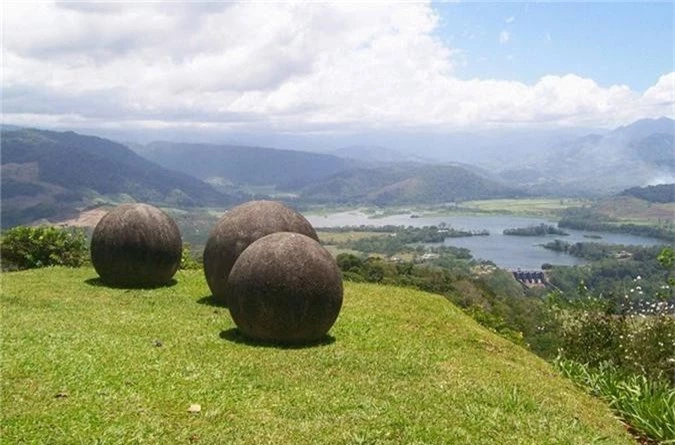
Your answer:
(594, 196), (675, 225)
(459, 198), (590, 218)
(556, 359), (675, 443)
(1, 267), (634, 444)
(317, 230), (389, 244)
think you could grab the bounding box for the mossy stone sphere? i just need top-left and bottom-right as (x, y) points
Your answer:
(203, 200), (318, 306)
(91, 203), (182, 288)
(228, 232), (343, 344)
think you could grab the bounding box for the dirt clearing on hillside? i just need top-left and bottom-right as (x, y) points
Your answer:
(55, 208), (108, 228)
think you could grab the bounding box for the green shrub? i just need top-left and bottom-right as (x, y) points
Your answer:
(1, 226), (88, 271)
(179, 243), (202, 270)
(556, 358), (675, 443)
(547, 289), (675, 383)
(464, 305), (526, 346)
(546, 248), (675, 383)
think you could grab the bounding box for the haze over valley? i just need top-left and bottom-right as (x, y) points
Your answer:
(3, 116), (673, 229)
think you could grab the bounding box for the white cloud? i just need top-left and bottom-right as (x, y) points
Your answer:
(499, 31), (511, 45)
(2, 1), (672, 134)
(505, 16), (515, 24)
(642, 72), (675, 105)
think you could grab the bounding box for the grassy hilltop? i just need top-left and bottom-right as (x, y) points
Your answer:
(1, 268), (633, 444)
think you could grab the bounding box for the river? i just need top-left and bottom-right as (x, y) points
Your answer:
(305, 210), (667, 270)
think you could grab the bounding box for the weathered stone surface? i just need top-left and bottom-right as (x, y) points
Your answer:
(228, 232), (343, 344)
(91, 203), (182, 288)
(203, 200), (318, 306)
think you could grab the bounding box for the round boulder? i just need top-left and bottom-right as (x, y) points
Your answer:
(228, 232), (343, 344)
(91, 203), (182, 288)
(203, 200), (318, 306)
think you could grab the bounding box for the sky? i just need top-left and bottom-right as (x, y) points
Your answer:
(2, 1), (673, 138)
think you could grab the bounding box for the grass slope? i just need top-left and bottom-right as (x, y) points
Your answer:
(1, 268), (633, 444)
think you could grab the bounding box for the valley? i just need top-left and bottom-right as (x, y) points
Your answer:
(4, 5), (673, 443)
(2, 121), (672, 314)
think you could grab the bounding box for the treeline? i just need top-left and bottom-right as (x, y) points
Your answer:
(320, 225), (484, 257)
(559, 207), (675, 241)
(545, 243), (671, 303)
(318, 224), (485, 237)
(503, 223), (569, 236)
(542, 240), (638, 261)
(620, 183), (675, 203)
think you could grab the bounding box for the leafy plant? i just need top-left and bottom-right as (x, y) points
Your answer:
(556, 358), (675, 443)
(547, 287), (675, 383)
(1, 226), (88, 271)
(546, 248), (675, 443)
(180, 243), (202, 270)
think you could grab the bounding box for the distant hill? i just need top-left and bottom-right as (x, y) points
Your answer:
(326, 145), (434, 165)
(630, 133), (675, 168)
(500, 117), (675, 195)
(136, 141), (355, 188)
(611, 116), (674, 140)
(619, 183), (675, 203)
(1, 128), (237, 228)
(293, 164), (525, 205)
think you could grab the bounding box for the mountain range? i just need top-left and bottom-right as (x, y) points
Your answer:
(494, 117), (674, 195)
(1, 128), (238, 227)
(136, 141), (354, 188)
(1, 117), (672, 228)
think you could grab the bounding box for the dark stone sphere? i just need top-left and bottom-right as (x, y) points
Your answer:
(91, 203), (182, 288)
(203, 200), (318, 306)
(228, 232), (343, 344)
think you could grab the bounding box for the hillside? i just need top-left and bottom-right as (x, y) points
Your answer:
(136, 141), (355, 188)
(294, 164), (525, 205)
(1, 267), (633, 444)
(1, 129), (237, 227)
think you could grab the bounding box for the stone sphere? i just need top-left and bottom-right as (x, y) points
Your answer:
(228, 232), (343, 344)
(91, 203), (182, 288)
(203, 200), (318, 306)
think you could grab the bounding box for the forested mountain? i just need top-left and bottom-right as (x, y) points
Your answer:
(292, 164), (525, 205)
(1, 128), (237, 227)
(136, 141), (355, 187)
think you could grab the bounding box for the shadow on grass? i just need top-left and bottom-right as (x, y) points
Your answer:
(84, 277), (178, 289)
(219, 328), (336, 349)
(196, 295), (228, 308)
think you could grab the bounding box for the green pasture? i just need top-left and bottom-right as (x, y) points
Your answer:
(1, 268), (633, 444)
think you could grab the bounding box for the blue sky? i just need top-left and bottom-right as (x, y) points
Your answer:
(435, 2), (673, 91)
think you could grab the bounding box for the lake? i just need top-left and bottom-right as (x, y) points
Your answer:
(305, 210), (667, 270)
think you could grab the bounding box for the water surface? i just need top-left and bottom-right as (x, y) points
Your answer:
(306, 210), (666, 270)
